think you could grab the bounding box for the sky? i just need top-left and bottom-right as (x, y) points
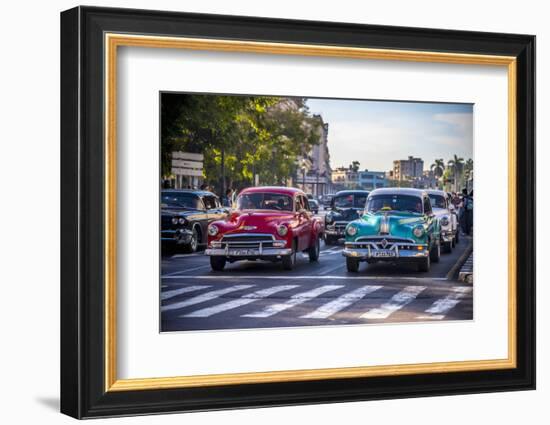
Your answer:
(305, 98), (473, 172)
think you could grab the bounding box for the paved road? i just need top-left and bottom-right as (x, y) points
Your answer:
(161, 232), (473, 332)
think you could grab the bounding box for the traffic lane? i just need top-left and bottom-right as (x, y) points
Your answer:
(160, 277), (472, 332)
(161, 237), (471, 279)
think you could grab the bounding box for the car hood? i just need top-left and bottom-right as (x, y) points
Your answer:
(213, 210), (295, 234)
(349, 212), (426, 241)
(432, 208), (450, 217)
(328, 207), (363, 222)
(161, 207), (199, 217)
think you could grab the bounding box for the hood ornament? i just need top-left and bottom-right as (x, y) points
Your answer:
(379, 212), (390, 235)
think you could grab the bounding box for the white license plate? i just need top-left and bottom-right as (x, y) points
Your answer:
(229, 249), (258, 256)
(372, 250), (396, 258)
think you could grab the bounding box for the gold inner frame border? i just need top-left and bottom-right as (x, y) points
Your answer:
(104, 33), (517, 392)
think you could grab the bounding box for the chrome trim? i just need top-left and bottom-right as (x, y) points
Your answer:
(221, 233), (275, 240)
(342, 245), (429, 259)
(205, 248), (292, 257)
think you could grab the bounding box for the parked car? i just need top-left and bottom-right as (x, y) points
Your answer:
(309, 199), (320, 214)
(324, 190), (370, 245)
(161, 190), (228, 253)
(205, 186), (324, 271)
(342, 188), (441, 272)
(427, 189), (458, 252)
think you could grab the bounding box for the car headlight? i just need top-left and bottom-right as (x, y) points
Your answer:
(346, 225), (358, 236)
(440, 216), (450, 226)
(277, 225), (288, 236)
(178, 217), (187, 225)
(325, 213), (334, 224)
(208, 224), (219, 236)
(171, 217), (178, 225)
(413, 226), (424, 238)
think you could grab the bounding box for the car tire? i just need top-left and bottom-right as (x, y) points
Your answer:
(443, 240), (452, 253)
(182, 227), (199, 254)
(455, 231), (460, 244)
(346, 257), (360, 272)
(210, 256), (226, 271)
(308, 236), (320, 262)
(418, 255), (431, 272)
(282, 241), (297, 270)
(431, 240), (441, 262)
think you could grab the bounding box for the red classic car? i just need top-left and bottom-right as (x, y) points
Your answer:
(205, 186), (324, 271)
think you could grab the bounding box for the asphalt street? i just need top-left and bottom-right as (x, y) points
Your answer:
(160, 216), (473, 332)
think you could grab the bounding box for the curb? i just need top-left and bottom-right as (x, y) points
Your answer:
(446, 240), (473, 281)
(458, 251), (474, 283)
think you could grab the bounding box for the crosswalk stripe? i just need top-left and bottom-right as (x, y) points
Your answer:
(301, 285), (382, 319)
(161, 285), (254, 313)
(161, 285), (210, 301)
(182, 285), (300, 318)
(360, 286), (426, 319)
(417, 286), (472, 319)
(241, 285), (343, 318)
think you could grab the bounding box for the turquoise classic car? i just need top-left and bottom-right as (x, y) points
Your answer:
(342, 188), (441, 272)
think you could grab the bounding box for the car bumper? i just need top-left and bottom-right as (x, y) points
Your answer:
(205, 247), (293, 257)
(342, 242), (429, 261)
(161, 229), (193, 244)
(440, 230), (456, 243)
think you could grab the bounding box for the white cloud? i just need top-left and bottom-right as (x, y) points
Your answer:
(433, 113), (473, 136)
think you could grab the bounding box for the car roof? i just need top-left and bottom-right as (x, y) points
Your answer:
(368, 187), (426, 198)
(425, 189), (447, 196)
(161, 189), (216, 197)
(239, 186), (305, 196)
(334, 190), (370, 196)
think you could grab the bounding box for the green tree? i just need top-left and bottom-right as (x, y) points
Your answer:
(161, 95), (321, 194)
(349, 161), (360, 172)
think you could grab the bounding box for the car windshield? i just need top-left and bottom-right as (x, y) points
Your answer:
(429, 194), (447, 209)
(236, 193), (293, 211)
(161, 192), (200, 209)
(366, 194), (423, 214)
(333, 194), (368, 209)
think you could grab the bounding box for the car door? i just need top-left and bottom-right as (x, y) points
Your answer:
(204, 196), (226, 222)
(297, 195), (313, 250)
(423, 196), (436, 245)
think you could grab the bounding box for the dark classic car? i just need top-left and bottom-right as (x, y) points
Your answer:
(205, 186), (324, 271)
(324, 190), (370, 245)
(161, 190), (229, 253)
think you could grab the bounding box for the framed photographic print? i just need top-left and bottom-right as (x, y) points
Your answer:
(60, 6), (535, 419)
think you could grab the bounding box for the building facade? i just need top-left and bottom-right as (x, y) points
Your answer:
(393, 156), (424, 181)
(358, 170), (387, 190)
(296, 114), (332, 197)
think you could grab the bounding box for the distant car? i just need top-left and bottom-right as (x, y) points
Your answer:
(205, 186), (324, 271)
(342, 188), (441, 272)
(427, 189), (458, 252)
(321, 194), (334, 207)
(161, 190), (228, 253)
(324, 190), (370, 245)
(309, 199), (320, 214)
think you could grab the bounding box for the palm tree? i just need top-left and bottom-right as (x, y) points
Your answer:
(430, 158), (445, 188)
(447, 154), (465, 192)
(430, 159), (445, 177)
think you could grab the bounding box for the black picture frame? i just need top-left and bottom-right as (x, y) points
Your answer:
(61, 5), (535, 419)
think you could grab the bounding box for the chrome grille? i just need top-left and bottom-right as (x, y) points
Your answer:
(354, 236), (416, 250)
(220, 233), (275, 249)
